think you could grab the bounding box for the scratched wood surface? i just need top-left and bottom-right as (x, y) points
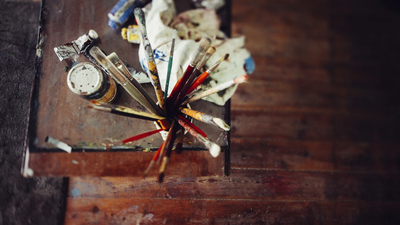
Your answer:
(64, 0), (400, 224)
(29, 0), (228, 149)
(24, 0), (230, 177)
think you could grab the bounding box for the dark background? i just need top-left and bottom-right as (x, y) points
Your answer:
(0, 1), (67, 224)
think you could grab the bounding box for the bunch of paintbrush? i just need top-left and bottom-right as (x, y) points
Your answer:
(89, 46), (164, 116)
(166, 35), (213, 110)
(84, 8), (249, 182)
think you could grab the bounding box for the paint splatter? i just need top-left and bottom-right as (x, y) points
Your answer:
(92, 206), (99, 214)
(244, 56), (255, 74)
(144, 213), (154, 220)
(154, 49), (167, 62)
(71, 187), (81, 198)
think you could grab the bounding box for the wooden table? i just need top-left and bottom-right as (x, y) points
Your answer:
(25, 0), (400, 224)
(23, 0), (231, 177)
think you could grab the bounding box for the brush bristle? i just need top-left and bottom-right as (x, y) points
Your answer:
(208, 34), (216, 42)
(223, 53), (229, 61)
(191, 36), (213, 65)
(212, 118), (230, 131)
(234, 74), (249, 84)
(209, 143), (221, 158)
(199, 36), (212, 49)
(86, 105), (93, 109)
(158, 172), (165, 183)
(143, 160), (154, 178)
(207, 46), (216, 55)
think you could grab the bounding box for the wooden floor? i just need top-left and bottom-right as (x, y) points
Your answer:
(64, 0), (400, 224)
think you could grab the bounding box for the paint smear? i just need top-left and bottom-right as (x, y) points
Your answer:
(71, 187), (81, 198)
(144, 214), (154, 220)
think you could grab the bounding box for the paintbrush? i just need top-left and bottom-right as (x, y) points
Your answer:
(179, 85), (203, 105)
(176, 114), (208, 138)
(122, 128), (166, 144)
(89, 46), (163, 115)
(179, 107), (230, 131)
(158, 121), (179, 182)
(182, 54), (229, 98)
(174, 126), (184, 154)
(45, 136), (72, 153)
(177, 46), (216, 102)
(87, 100), (166, 121)
(107, 52), (165, 116)
(174, 115), (220, 157)
(143, 141), (165, 177)
(134, 8), (166, 113)
(167, 35), (212, 108)
(182, 74), (248, 105)
(164, 30), (177, 103)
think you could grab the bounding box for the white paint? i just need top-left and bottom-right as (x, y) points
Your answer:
(25, 168), (34, 177)
(212, 118), (230, 131)
(209, 142), (221, 158)
(144, 214), (154, 220)
(22, 147), (34, 177)
(46, 136), (72, 153)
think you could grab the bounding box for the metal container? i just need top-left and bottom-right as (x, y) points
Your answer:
(67, 62), (117, 103)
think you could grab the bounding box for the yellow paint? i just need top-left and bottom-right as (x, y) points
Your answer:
(180, 107), (204, 122)
(147, 61), (165, 112)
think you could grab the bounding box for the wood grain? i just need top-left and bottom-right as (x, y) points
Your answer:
(62, 0), (400, 223)
(65, 198), (400, 225)
(28, 151), (225, 177)
(230, 138), (400, 172)
(67, 170), (400, 201)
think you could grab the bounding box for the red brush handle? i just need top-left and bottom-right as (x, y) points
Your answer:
(152, 141), (165, 162)
(177, 114), (207, 138)
(167, 65), (195, 106)
(183, 71), (210, 97)
(122, 128), (165, 143)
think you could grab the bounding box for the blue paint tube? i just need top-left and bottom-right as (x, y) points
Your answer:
(108, 0), (148, 30)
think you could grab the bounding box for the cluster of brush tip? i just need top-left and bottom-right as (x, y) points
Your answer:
(87, 8), (248, 182)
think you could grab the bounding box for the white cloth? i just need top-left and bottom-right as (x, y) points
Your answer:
(139, 0), (251, 105)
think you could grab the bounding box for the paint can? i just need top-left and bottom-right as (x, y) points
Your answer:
(67, 62), (117, 103)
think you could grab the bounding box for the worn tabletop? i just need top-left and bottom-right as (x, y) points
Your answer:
(23, 0), (231, 177)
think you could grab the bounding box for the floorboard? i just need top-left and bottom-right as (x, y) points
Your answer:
(64, 0), (400, 223)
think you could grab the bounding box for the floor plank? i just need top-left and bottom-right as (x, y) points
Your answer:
(230, 138), (400, 172)
(67, 170), (400, 202)
(28, 151), (225, 177)
(65, 198), (400, 225)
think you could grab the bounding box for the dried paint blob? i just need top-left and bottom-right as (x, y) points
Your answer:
(71, 187), (81, 198)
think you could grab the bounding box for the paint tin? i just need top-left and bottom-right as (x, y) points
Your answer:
(67, 62), (117, 103)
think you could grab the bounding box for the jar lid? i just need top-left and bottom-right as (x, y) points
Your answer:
(67, 62), (103, 96)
